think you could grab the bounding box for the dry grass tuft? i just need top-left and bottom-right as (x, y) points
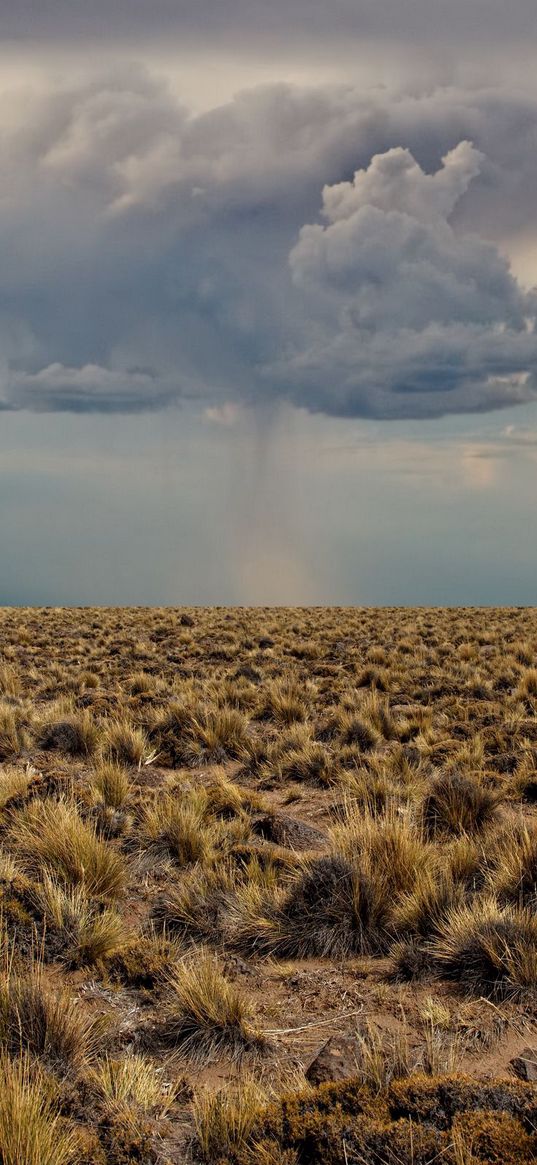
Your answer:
(0, 970), (106, 1073)
(33, 876), (131, 965)
(258, 681), (308, 726)
(0, 1054), (79, 1165)
(517, 668), (537, 698)
(422, 770), (500, 837)
(152, 862), (235, 944)
(149, 702), (249, 766)
(393, 868), (468, 942)
(193, 1076), (267, 1163)
(89, 1053), (178, 1115)
(0, 705), (26, 761)
(270, 854), (380, 958)
(0, 665), (21, 697)
(488, 821), (537, 908)
(91, 762), (131, 809)
(38, 711), (98, 757)
(142, 792), (217, 866)
(192, 707), (250, 762)
(0, 766), (32, 810)
(102, 718), (149, 766)
(163, 951), (264, 1061)
(8, 799), (126, 898)
(272, 740), (340, 787)
(351, 1020), (413, 1092)
(433, 898), (537, 998)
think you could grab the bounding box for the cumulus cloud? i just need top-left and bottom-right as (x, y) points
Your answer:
(272, 142), (537, 418)
(1, 71), (537, 419)
(319, 140), (484, 226)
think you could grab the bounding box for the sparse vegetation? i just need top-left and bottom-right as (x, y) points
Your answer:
(0, 606), (536, 1159)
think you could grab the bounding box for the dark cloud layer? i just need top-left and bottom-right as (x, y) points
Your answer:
(3, 0), (537, 48)
(1, 71), (537, 419)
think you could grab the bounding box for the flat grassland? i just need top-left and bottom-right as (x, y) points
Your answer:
(0, 607), (537, 1163)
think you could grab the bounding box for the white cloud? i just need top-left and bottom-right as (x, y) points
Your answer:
(273, 143), (537, 417)
(203, 402), (243, 426)
(320, 140), (483, 226)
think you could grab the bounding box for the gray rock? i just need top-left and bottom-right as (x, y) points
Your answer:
(510, 1048), (537, 1082)
(305, 1034), (361, 1085)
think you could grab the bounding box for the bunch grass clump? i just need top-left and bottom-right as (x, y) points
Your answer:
(193, 1076), (267, 1163)
(192, 707), (251, 762)
(272, 740), (340, 787)
(487, 821), (537, 908)
(228, 809), (436, 959)
(433, 898), (537, 998)
(257, 681), (308, 726)
(149, 701), (250, 766)
(142, 792), (217, 867)
(0, 1054), (79, 1165)
(33, 876), (130, 965)
(38, 711), (98, 758)
(152, 861), (236, 944)
(0, 705), (27, 762)
(0, 665), (21, 698)
(0, 766), (32, 811)
(89, 1053), (178, 1116)
(163, 951), (264, 1061)
(0, 970), (106, 1073)
(91, 762), (131, 810)
(422, 770), (500, 837)
(102, 717), (150, 766)
(8, 799), (126, 898)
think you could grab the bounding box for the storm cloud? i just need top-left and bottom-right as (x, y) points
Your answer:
(1, 71), (537, 419)
(4, 0), (537, 52)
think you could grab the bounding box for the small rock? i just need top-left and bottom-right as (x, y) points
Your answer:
(510, 1048), (537, 1082)
(305, 1034), (361, 1085)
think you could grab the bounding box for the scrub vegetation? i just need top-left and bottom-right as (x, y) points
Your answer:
(0, 606), (536, 1162)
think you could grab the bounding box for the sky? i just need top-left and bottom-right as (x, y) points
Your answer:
(1, 1), (537, 604)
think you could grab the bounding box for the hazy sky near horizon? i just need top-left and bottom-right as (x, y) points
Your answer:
(1, 1), (537, 604)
